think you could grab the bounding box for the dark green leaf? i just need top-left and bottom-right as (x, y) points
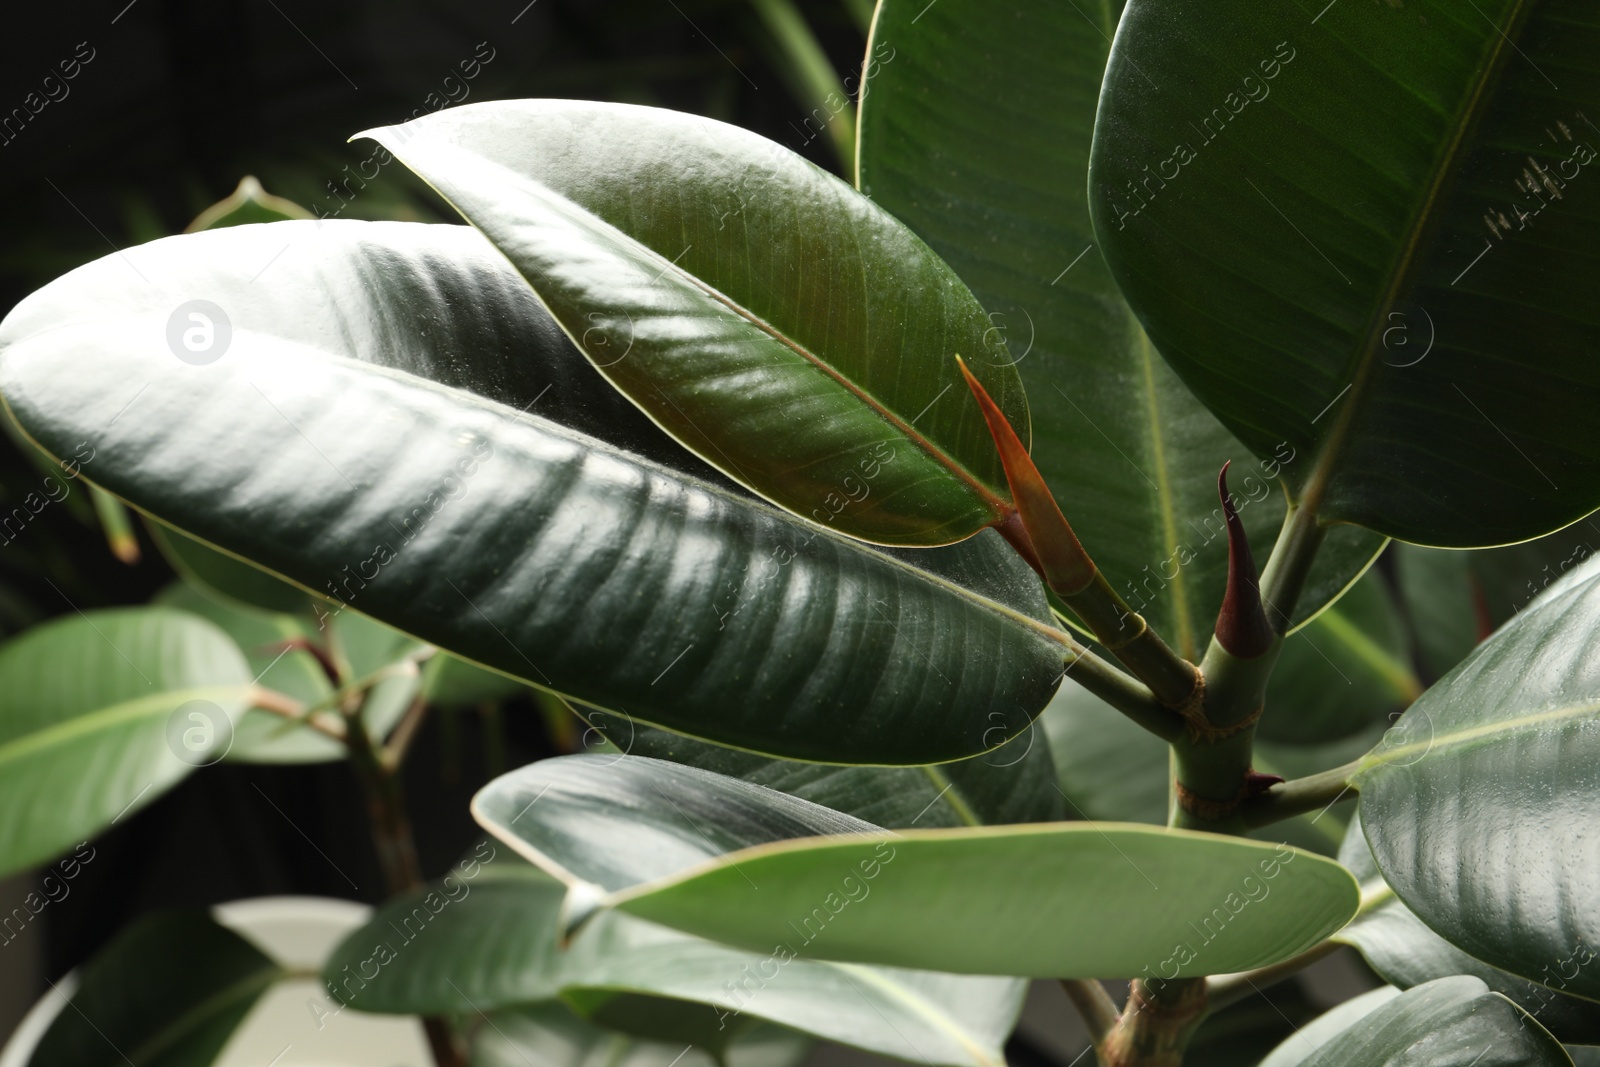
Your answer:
(1355, 556), (1600, 1001)
(29, 910), (282, 1067)
(857, 0), (1382, 658)
(0, 220), (1066, 764)
(1338, 814), (1600, 1045)
(1257, 976), (1569, 1066)
(1092, 0), (1600, 546)
(361, 100), (1028, 546)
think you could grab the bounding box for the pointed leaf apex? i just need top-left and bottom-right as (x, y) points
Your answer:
(1215, 461), (1272, 658)
(956, 356), (1095, 594)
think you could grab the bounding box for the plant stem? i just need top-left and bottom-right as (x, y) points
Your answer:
(1257, 502), (1328, 635)
(342, 697), (464, 1067)
(248, 686), (347, 742)
(1239, 760), (1362, 829)
(1204, 939), (1343, 1013)
(751, 0), (856, 172)
(1059, 636), (1186, 743)
(1060, 979), (1119, 1047)
(1099, 977), (1207, 1067)
(381, 694), (432, 773)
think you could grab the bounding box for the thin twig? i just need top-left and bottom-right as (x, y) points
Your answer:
(1060, 978), (1119, 1046)
(1056, 633), (1187, 743)
(248, 686), (347, 742)
(1205, 939), (1344, 1012)
(380, 694), (432, 772)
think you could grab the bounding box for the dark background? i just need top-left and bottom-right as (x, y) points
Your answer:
(0, 0), (865, 1023)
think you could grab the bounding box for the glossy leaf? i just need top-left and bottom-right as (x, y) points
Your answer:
(29, 910), (282, 1067)
(326, 856), (1025, 1067)
(1256, 976), (1569, 1067)
(360, 100), (1027, 546)
(470, 1002), (808, 1067)
(474, 755), (1358, 978)
(1259, 571), (1419, 744)
(0, 608), (252, 877)
(1355, 556), (1600, 1000)
(1257, 987), (1402, 1067)
(1338, 815), (1600, 1045)
(1092, 0), (1600, 547)
(856, 0), (1382, 658)
(603, 719), (1064, 828)
(0, 220), (1066, 764)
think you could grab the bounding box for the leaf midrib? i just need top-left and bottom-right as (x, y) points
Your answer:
(1357, 697), (1600, 773)
(1298, 0), (1533, 516)
(0, 685), (252, 767)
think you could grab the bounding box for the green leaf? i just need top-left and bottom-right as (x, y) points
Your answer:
(1091, 0), (1600, 547)
(1259, 571), (1419, 744)
(1257, 987), (1402, 1067)
(358, 100), (1028, 546)
(0, 608), (253, 877)
(1337, 814), (1600, 1045)
(602, 719), (1064, 828)
(0, 220), (1066, 764)
(1354, 556), (1600, 1001)
(474, 754), (1359, 978)
(326, 856), (1025, 1067)
(1256, 976), (1569, 1067)
(856, 0), (1382, 658)
(185, 175), (314, 232)
(470, 1002), (808, 1067)
(148, 522), (316, 616)
(29, 909), (282, 1067)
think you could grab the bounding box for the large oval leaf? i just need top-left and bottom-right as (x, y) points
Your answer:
(1091, 0), (1600, 546)
(1354, 555), (1600, 1001)
(1256, 976), (1569, 1067)
(857, 0), (1382, 657)
(326, 856), (1024, 1067)
(29, 910), (282, 1067)
(0, 220), (1066, 764)
(359, 99), (1027, 546)
(0, 608), (252, 877)
(474, 755), (1358, 978)
(1338, 815), (1600, 1045)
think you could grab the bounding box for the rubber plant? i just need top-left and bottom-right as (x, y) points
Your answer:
(2, 1), (1598, 1065)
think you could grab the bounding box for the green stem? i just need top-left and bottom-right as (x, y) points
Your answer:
(1257, 502), (1328, 635)
(1100, 977), (1207, 1067)
(1239, 759), (1362, 830)
(1060, 636), (1187, 743)
(1060, 979), (1119, 1048)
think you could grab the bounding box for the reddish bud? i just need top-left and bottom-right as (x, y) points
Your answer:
(1215, 461), (1272, 658)
(956, 356), (1096, 595)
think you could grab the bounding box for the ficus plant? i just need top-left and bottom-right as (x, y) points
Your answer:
(2, 1), (1599, 1066)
